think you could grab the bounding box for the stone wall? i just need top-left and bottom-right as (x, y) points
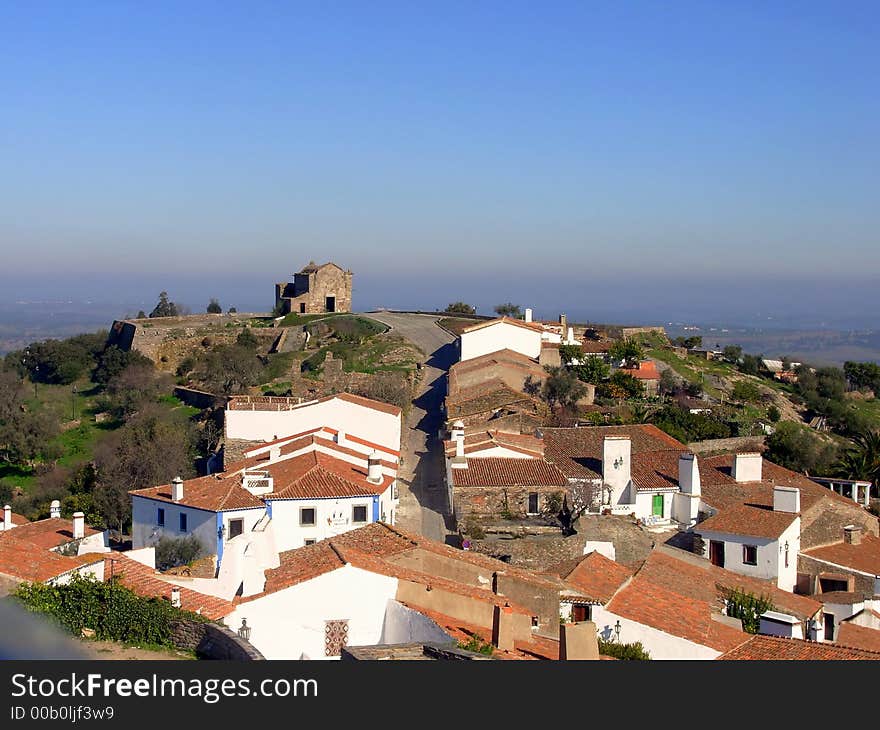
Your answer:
(276, 265), (352, 315)
(687, 436), (766, 455)
(801, 501), (879, 549)
(797, 554), (874, 599)
(170, 619), (264, 660)
(453, 485), (566, 521)
(173, 387), (229, 410)
(468, 532), (589, 572)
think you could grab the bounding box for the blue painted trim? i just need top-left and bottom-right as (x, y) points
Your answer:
(372, 496), (380, 522)
(266, 500), (273, 518)
(216, 512), (224, 566)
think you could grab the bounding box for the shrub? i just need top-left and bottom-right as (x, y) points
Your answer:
(724, 588), (774, 634)
(154, 535), (205, 571)
(598, 638), (650, 660)
(206, 298), (222, 314)
(458, 635), (494, 655)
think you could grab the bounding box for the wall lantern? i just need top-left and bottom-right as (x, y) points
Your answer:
(238, 618), (251, 641)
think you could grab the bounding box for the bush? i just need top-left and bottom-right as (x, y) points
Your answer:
(457, 635), (494, 655)
(154, 535), (205, 571)
(444, 302), (476, 315)
(724, 588), (774, 634)
(206, 298), (222, 314)
(15, 574), (208, 647)
(598, 638), (650, 660)
(767, 405), (781, 422)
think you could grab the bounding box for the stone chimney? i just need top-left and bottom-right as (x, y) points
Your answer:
(602, 435), (631, 503)
(559, 621), (599, 660)
(50, 500), (61, 519)
(491, 603), (515, 652)
(560, 313), (567, 333)
(733, 452), (762, 483)
(2, 505), (11, 531)
(524, 308), (533, 323)
(773, 486), (800, 514)
(678, 453), (701, 496)
(72, 511), (85, 540)
(843, 525), (862, 545)
(367, 451), (383, 484)
(171, 476), (184, 502)
(170, 586), (181, 608)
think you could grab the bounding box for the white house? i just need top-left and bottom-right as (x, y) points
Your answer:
(459, 317), (544, 362)
(224, 392), (402, 452)
(695, 483), (801, 592)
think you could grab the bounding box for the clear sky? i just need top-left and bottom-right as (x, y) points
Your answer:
(1, 2), (878, 324)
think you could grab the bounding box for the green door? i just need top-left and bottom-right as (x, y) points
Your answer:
(652, 494), (664, 517)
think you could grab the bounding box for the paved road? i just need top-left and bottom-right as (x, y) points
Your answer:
(364, 312), (458, 542)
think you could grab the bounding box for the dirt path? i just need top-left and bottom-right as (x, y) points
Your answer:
(79, 639), (193, 660)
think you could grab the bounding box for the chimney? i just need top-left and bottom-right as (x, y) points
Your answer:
(171, 476), (184, 502)
(524, 308), (533, 323)
(2, 505), (11, 531)
(567, 327), (575, 345)
(268, 445), (281, 461)
(455, 436), (465, 459)
(72, 511), (85, 540)
(733, 452), (762, 483)
(602, 435), (631, 501)
(491, 603), (515, 652)
(451, 420), (465, 441)
(50, 500), (61, 519)
(678, 453), (701, 496)
(559, 621), (599, 660)
(560, 313), (567, 333)
(170, 586), (181, 608)
(843, 525), (862, 545)
(773, 486), (800, 514)
(337, 430), (346, 446)
(367, 451), (383, 484)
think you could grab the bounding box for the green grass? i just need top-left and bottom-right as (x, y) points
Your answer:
(279, 311), (347, 327)
(264, 351), (300, 382)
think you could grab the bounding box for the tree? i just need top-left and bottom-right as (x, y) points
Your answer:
(93, 345), (152, 385)
(764, 421), (837, 476)
(672, 335), (702, 349)
(537, 366), (587, 411)
(103, 363), (173, 420)
(195, 345), (264, 394)
(0, 373), (61, 465)
(154, 535), (205, 571)
(235, 328), (259, 350)
(573, 356), (610, 385)
(659, 368), (677, 396)
(609, 339), (643, 365)
(558, 344), (582, 365)
(604, 371), (644, 399)
(739, 354), (762, 376)
(844, 361), (880, 393)
(724, 588), (774, 634)
(136, 310), (147, 319)
(206, 298), (222, 314)
(558, 484), (604, 535)
(835, 431), (880, 485)
(723, 345), (743, 363)
(444, 302), (476, 315)
(767, 405), (781, 423)
(732, 380), (761, 403)
(494, 303), (523, 318)
(227, 307), (237, 314)
(149, 291), (179, 318)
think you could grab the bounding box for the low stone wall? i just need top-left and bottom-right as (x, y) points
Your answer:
(173, 387), (229, 410)
(170, 620), (264, 660)
(468, 532), (589, 572)
(687, 436), (766, 455)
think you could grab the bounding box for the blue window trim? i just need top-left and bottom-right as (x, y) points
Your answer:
(179, 512), (187, 532)
(372, 496), (380, 522)
(157, 508), (165, 526)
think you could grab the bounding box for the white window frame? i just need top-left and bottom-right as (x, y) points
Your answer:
(300, 507), (317, 526)
(352, 504), (368, 524)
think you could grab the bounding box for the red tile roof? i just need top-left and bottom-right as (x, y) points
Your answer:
(130, 473), (265, 512)
(719, 634), (880, 660)
(630, 449), (688, 491)
(0, 511), (29, 528)
(801, 534), (880, 576)
(4, 518), (102, 550)
(461, 317), (545, 334)
(450, 458), (568, 487)
(557, 551), (634, 603)
(836, 623), (880, 652)
(695, 503), (798, 539)
(266, 451), (392, 499)
(543, 425), (685, 480)
(580, 341), (612, 354)
(104, 554), (234, 620)
(618, 361), (660, 380)
(444, 430), (544, 458)
(0, 533), (104, 583)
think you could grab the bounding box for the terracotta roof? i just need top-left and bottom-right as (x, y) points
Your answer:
(801, 534), (880, 576)
(543, 425), (685, 480)
(461, 317), (545, 334)
(450, 458), (568, 488)
(836, 623), (880, 652)
(811, 591), (864, 604)
(557, 551), (634, 603)
(266, 451), (392, 499)
(0, 511), (29, 528)
(227, 391), (402, 417)
(130, 473), (265, 512)
(630, 449), (688, 491)
(105, 554), (234, 620)
(607, 574), (747, 652)
(580, 341), (612, 354)
(0, 534), (104, 583)
(2, 518), (103, 550)
(255, 541), (347, 596)
(696, 503), (798, 539)
(444, 430), (544, 458)
(719, 634), (880, 660)
(618, 361), (660, 380)
(635, 550), (821, 620)
(446, 380), (538, 415)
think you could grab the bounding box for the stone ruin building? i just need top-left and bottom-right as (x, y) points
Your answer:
(275, 261), (353, 315)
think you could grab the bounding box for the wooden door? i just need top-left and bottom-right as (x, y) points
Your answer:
(709, 540), (725, 568)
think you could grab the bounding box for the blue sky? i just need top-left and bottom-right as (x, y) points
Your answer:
(1, 1), (878, 322)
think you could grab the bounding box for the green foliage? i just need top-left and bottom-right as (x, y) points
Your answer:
(14, 574), (208, 647)
(835, 430), (880, 484)
(526, 366), (587, 411)
(572, 355), (610, 385)
(10, 331), (107, 385)
(672, 336), (703, 349)
(659, 368), (677, 395)
(650, 405), (731, 443)
(93, 345), (152, 385)
(732, 380), (762, 403)
(598, 638), (651, 660)
(739, 354), (762, 375)
(844, 361), (880, 393)
(724, 588), (774, 634)
(767, 405), (781, 422)
(206, 298), (222, 314)
(609, 339), (643, 364)
(324, 316), (386, 344)
(444, 302), (476, 315)
(461, 516), (486, 540)
(606, 371), (644, 399)
(723, 345), (743, 363)
(235, 328), (259, 349)
(457, 635), (494, 655)
(558, 344), (583, 365)
(149, 291), (179, 318)
(764, 421), (837, 476)
(493, 302), (522, 318)
(154, 535), (206, 571)
(196, 344), (264, 394)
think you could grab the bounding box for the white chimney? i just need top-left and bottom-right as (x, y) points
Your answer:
(367, 451), (383, 484)
(171, 476), (184, 502)
(50, 500), (61, 519)
(268, 445), (281, 461)
(525, 308), (533, 323)
(678, 453), (701, 496)
(602, 435), (631, 503)
(773, 486), (800, 514)
(72, 511), (85, 540)
(2, 505), (11, 531)
(455, 435), (465, 459)
(170, 586), (181, 608)
(567, 327), (575, 345)
(451, 420), (465, 441)
(337, 430), (346, 446)
(733, 453), (763, 483)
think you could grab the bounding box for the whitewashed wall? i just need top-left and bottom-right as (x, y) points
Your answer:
(592, 605), (721, 660)
(269, 496), (377, 553)
(459, 322), (542, 362)
(633, 491), (676, 521)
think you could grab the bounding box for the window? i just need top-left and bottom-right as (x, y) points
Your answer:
(527, 492), (539, 514)
(179, 512), (187, 532)
(304, 539), (316, 546)
(300, 507), (316, 526)
(228, 518), (244, 539)
(352, 505), (368, 523)
(157, 508), (165, 527)
(530, 616), (539, 630)
(743, 544), (758, 566)
(572, 604), (593, 622)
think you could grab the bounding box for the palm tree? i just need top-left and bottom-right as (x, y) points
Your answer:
(836, 430), (880, 484)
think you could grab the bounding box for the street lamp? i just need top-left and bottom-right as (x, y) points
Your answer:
(613, 620), (621, 643)
(238, 618), (251, 641)
(71, 385), (78, 420)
